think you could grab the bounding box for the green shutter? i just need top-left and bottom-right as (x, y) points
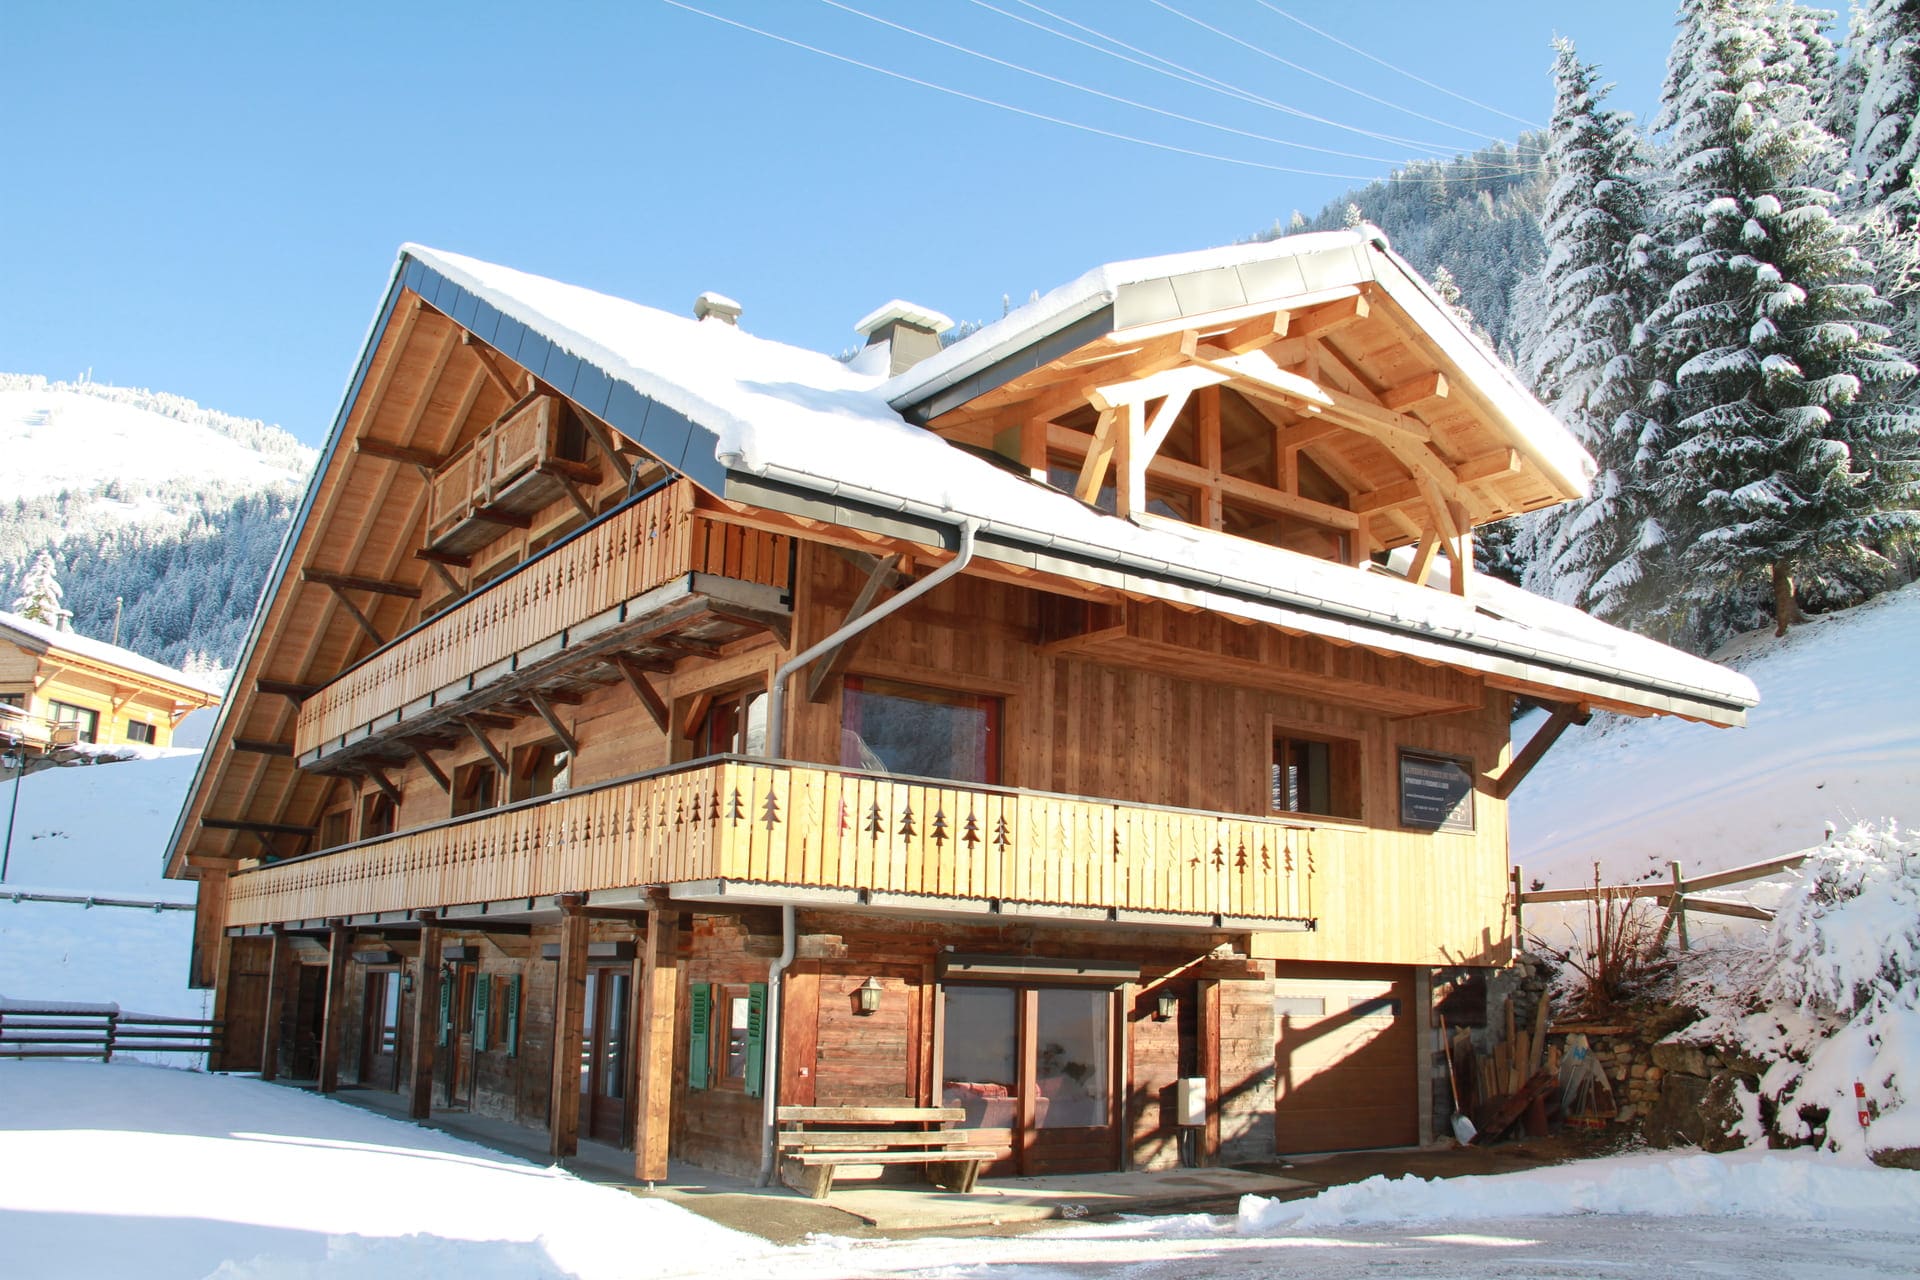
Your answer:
(474, 974), (492, 1050)
(743, 982), (768, 1098)
(436, 974), (452, 1047)
(505, 974), (521, 1058)
(688, 983), (712, 1091)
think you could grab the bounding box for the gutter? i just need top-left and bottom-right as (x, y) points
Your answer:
(752, 513), (979, 1188)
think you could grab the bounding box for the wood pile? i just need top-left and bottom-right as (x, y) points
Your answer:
(1446, 996), (1559, 1144)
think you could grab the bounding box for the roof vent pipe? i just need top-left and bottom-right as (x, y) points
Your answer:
(854, 300), (953, 377)
(694, 291), (742, 325)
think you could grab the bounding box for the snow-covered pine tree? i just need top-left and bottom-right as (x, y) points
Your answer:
(1652, 0), (1920, 639)
(1844, 0), (1920, 227)
(1520, 41), (1671, 620)
(10, 549), (67, 627)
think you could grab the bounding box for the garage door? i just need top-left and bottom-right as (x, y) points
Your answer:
(1272, 964), (1419, 1153)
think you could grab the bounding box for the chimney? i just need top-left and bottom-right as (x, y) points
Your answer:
(694, 291), (742, 326)
(854, 300), (953, 377)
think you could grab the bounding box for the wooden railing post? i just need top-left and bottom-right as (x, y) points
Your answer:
(103, 1010), (118, 1063)
(549, 896), (589, 1161)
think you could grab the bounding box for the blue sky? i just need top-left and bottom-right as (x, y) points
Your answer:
(5, 1), (1688, 445)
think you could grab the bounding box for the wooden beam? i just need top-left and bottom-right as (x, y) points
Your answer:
(1446, 500), (1473, 596)
(550, 898), (590, 1160)
(1088, 363), (1228, 413)
(556, 473), (596, 522)
(201, 817), (316, 837)
(462, 718), (509, 775)
(353, 436), (444, 469)
(1491, 703), (1585, 800)
(301, 568), (422, 599)
(635, 905), (680, 1183)
(364, 767), (404, 808)
(317, 923), (351, 1094)
(1681, 897), (1775, 922)
(527, 691), (578, 757)
(1292, 293), (1370, 339)
(1095, 287), (1358, 347)
(255, 678), (318, 701)
(1455, 448), (1522, 485)
(406, 741), (450, 793)
(421, 557), (463, 599)
(807, 553), (902, 703)
(408, 915), (441, 1120)
(1214, 309), (1290, 354)
(258, 927), (292, 1083)
(1073, 408), (1119, 504)
(577, 412), (637, 488)
(1406, 529), (1441, 587)
(1113, 401), (1141, 518)
(613, 655), (669, 733)
(231, 738), (294, 758)
(414, 547), (472, 567)
(1379, 370), (1448, 412)
(318, 583), (385, 647)
(467, 505), (534, 531)
(463, 333), (524, 401)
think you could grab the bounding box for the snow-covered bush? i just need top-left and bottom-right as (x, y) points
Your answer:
(1680, 823), (1920, 1158)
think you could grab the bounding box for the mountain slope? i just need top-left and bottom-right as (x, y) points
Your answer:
(1509, 580), (1920, 888)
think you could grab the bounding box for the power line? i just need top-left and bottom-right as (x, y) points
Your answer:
(656, 0), (1386, 179)
(971, 0), (1460, 160)
(1254, 1), (1546, 132)
(1145, 0), (1511, 145)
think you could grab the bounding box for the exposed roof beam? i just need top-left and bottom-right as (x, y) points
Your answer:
(612, 654), (669, 733)
(232, 739), (294, 757)
(301, 569), (422, 599)
(527, 692), (578, 757)
(202, 817), (316, 837)
(1292, 294), (1370, 339)
(255, 679), (319, 701)
(1088, 363), (1227, 413)
(462, 717), (509, 775)
(406, 741), (450, 793)
(352, 437), (443, 469)
(462, 332), (526, 401)
(1380, 370), (1448, 412)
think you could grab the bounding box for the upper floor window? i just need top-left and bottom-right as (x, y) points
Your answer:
(691, 687), (767, 758)
(841, 677), (1001, 785)
(511, 741), (573, 801)
(361, 791), (396, 839)
(452, 761), (498, 818)
(1271, 731), (1361, 821)
(49, 702), (98, 745)
(126, 721), (157, 745)
(318, 807), (351, 850)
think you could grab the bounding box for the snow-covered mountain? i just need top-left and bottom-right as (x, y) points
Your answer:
(0, 375), (316, 669)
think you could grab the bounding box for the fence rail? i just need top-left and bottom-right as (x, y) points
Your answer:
(0, 1005), (222, 1061)
(1511, 851), (1809, 951)
(3, 890), (196, 912)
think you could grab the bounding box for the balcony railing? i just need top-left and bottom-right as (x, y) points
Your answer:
(225, 758), (1324, 931)
(294, 481), (791, 760)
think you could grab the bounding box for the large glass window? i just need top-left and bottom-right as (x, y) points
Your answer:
(511, 741), (572, 801)
(49, 701), (99, 745)
(691, 687), (767, 758)
(840, 678), (1000, 785)
(1271, 731), (1362, 821)
(941, 985), (1019, 1129)
(1034, 988), (1109, 1130)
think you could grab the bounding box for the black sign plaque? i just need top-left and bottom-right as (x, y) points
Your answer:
(1398, 751), (1475, 832)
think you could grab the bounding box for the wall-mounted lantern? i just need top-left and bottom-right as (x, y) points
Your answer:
(855, 976), (884, 1016)
(1155, 991), (1178, 1022)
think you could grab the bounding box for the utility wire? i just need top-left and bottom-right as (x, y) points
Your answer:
(972, 0), (1459, 160)
(1145, 0), (1510, 145)
(1254, 1), (1546, 131)
(657, 0), (1385, 179)
(817, 0), (1427, 165)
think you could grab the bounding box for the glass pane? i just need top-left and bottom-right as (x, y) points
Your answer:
(381, 976), (401, 1051)
(725, 995), (750, 1079)
(740, 692), (767, 756)
(1035, 988), (1108, 1129)
(941, 985), (1019, 1129)
(580, 972), (597, 1089)
(841, 680), (996, 784)
(602, 974), (629, 1099)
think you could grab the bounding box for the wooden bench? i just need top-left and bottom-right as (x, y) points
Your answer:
(776, 1105), (996, 1199)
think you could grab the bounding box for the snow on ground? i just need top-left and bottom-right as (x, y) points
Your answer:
(1, 754), (204, 1020)
(0, 1061), (771, 1280)
(1510, 579), (1920, 889)
(4, 1060), (1918, 1279)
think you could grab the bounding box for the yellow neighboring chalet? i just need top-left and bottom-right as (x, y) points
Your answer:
(0, 609), (224, 758)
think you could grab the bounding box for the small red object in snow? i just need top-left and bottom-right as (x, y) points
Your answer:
(1855, 1080), (1870, 1129)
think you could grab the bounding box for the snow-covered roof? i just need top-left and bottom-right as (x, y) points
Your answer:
(0, 609), (226, 700)
(395, 243), (1755, 724)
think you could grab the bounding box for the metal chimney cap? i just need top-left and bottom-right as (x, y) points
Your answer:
(854, 299), (953, 337)
(694, 291), (743, 325)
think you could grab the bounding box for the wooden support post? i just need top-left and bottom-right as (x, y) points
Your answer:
(550, 897), (590, 1160)
(1672, 861), (1689, 952)
(232, 738), (294, 757)
(408, 917), (442, 1120)
(527, 692), (578, 757)
(634, 904), (681, 1183)
(255, 678), (319, 702)
(1199, 978), (1221, 1166)
(1406, 529), (1441, 587)
(365, 767), (404, 808)
(258, 926), (292, 1082)
(323, 584), (386, 647)
(463, 718), (510, 775)
(422, 557), (463, 599)
(1511, 865), (1525, 955)
(806, 552), (902, 703)
(1197, 386), (1224, 531)
(407, 742), (451, 793)
(1492, 704), (1586, 800)
(1113, 401), (1142, 519)
(577, 412), (636, 488)
(318, 923), (351, 1093)
(614, 655), (670, 733)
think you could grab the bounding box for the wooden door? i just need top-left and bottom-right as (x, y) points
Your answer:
(579, 966), (632, 1146)
(443, 963), (477, 1108)
(941, 983), (1120, 1177)
(1272, 965), (1419, 1153)
(289, 965), (327, 1080)
(359, 970), (401, 1090)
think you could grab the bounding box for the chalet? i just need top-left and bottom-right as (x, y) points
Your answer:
(0, 609), (223, 761)
(165, 229), (1755, 1184)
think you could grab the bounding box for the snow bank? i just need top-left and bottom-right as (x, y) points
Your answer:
(0, 1061), (769, 1280)
(1235, 1148), (1920, 1233)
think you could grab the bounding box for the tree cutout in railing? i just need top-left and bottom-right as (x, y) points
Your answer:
(962, 809), (980, 851)
(837, 798), (850, 836)
(728, 788), (745, 825)
(897, 803), (916, 843)
(992, 815), (1011, 853)
(1235, 838), (1248, 871)
(864, 801), (884, 845)
(930, 808), (948, 849)
(1112, 827), (1123, 863)
(708, 790), (721, 824)
(759, 787), (780, 832)
(673, 796), (685, 829)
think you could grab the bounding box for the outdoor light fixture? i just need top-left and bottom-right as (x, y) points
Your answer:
(402, 972), (415, 994)
(855, 976), (883, 1016)
(1155, 991), (1178, 1022)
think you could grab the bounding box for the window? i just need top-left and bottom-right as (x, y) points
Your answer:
(1270, 731), (1361, 820)
(689, 686), (766, 758)
(688, 981), (766, 1096)
(452, 761), (498, 818)
(723, 989), (751, 1083)
(840, 678), (1000, 785)
(125, 720), (157, 745)
(510, 741), (572, 802)
(0, 693), (22, 708)
(360, 792), (396, 839)
(49, 702), (99, 745)
(318, 807), (351, 850)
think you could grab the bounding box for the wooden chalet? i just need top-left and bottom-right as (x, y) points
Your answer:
(165, 230), (1755, 1183)
(1, 610), (222, 761)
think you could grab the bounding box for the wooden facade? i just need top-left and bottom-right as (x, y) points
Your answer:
(169, 238), (1749, 1187)
(0, 613), (221, 757)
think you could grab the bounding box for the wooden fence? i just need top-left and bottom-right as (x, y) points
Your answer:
(1511, 851), (1809, 951)
(0, 1003), (222, 1062)
(295, 480), (791, 754)
(227, 757), (1325, 929)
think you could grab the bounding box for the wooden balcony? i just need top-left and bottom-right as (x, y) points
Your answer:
(426, 395), (599, 556)
(294, 481), (792, 768)
(224, 758), (1323, 933)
